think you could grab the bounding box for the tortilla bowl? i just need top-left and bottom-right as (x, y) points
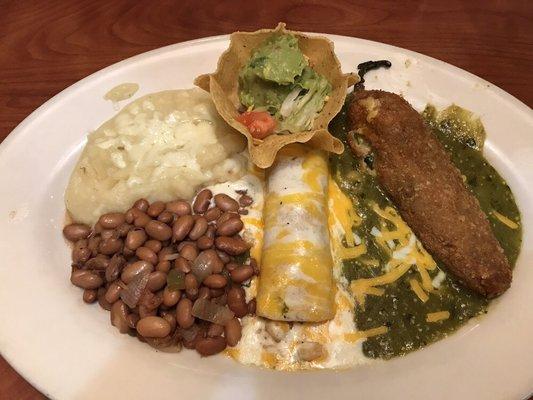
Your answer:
(194, 23), (358, 168)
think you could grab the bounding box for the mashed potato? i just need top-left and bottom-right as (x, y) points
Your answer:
(65, 88), (247, 225)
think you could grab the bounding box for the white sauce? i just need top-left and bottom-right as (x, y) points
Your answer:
(104, 83), (139, 103)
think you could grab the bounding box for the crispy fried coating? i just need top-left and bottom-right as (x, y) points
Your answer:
(348, 90), (511, 298)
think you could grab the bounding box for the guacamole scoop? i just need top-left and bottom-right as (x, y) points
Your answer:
(194, 23), (358, 168)
(239, 33), (332, 134)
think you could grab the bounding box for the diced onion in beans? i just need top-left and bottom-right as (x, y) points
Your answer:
(192, 298), (235, 325)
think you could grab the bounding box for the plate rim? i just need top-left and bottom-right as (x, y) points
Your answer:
(1, 32), (532, 400)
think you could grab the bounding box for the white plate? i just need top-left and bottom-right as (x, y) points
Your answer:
(0, 34), (532, 400)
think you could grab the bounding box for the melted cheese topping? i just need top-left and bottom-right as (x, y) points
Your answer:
(231, 177), (372, 370)
(257, 145), (335, 322)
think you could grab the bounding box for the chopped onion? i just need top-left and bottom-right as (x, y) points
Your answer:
(191, 252), (214, 283)
(180, 325), (200, 342)
(279, 87), (302, 118)
(163, 253), (181, 261)
(192, 298), (234, 325)
(120, 272), (149, 308)
(145, 330), (182, 352)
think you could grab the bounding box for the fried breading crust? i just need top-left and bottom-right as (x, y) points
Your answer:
(348, 90), (511, 298)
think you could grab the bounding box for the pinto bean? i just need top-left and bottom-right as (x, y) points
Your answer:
(224, 318), (242, 347)
(162, 287), (181, 307)
(215, 237), (250, 255)
(184, 273), (198, 291)
(216, 211), (239, 226)
(225, 262), (238, 272)
(176, 298), (194, 329)
(157, 211), (174, 224)
(146, 271), (167, 292)
(166, 200), (191, 216)
(247, 299), (256, 315)
(100, 229), (115, 240)
(180, 243), (198, 262)
(239, 194), (253, 207)
(147, 201), (166, 218)
(116, 223), (133, 237)
(144, 239), (162, 253)
(205, 225), (216, 239)
(161, 312), (177, 333)
(195, 336), (226, 356)
(135, 246), (158, 265)
(88, 236), (101, 257)
(85, 255), (110, 270)
(63, 223), (91, 241)
(99, 213), (126, 229)
(97, 287), (112, 311)
(227, 286), (248, 317)
(156, 260), (171, 273)
(216, 217), (244, 236)
(172, 215), (194, 242)
(214, 193), (239, 212)
(203, 274), (227, 289)
(99, 237), (123, 255)
(188, 216), (208, 240)
(137, 316), (171, 338)
(204, 207), (221, 222)
(133, 212), (151, 228)
(133, 198), (149, 212)
(72, 243), (91, 264)
(125, 228), (147, 250)
(83, 289), (97, 303)
(121, 260), (154, 284)
(196, 235), (214, 250)
(193, 189), (212, 214)
(210, 288), (225, 299)
(145, 220), (172, 241)
(126, 313), (140, 329)
(175, 256), (191, 274)
(71, 269), (103, 290)
(230, 265), (254, 283)
(105, 281), (123, 304)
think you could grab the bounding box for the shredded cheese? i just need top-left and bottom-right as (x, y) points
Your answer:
(426, 311), (450, 322)
(328, 180), (361, 248)
(344, 326), (389, 343)
(364, 287), (385, 296)
(492, 210), (519, 229)
(339, 244), (367, 260)
(409, 279), (429, 302)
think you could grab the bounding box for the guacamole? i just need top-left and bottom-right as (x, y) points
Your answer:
(239, 33), (332, 133)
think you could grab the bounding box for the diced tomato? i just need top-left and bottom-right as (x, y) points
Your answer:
(236, 111), (276, 139)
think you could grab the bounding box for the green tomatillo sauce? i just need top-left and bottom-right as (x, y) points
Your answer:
(329, 100), (522, 359)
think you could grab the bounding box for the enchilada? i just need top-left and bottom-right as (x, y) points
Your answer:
(256, 144), (335, 322)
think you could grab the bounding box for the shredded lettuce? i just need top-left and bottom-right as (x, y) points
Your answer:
(277, 67), (332, 132)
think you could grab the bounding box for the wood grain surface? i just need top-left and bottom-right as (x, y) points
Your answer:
(0, 0), (531, 398)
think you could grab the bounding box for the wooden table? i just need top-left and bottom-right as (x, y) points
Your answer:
(0, 0), (531, 398)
